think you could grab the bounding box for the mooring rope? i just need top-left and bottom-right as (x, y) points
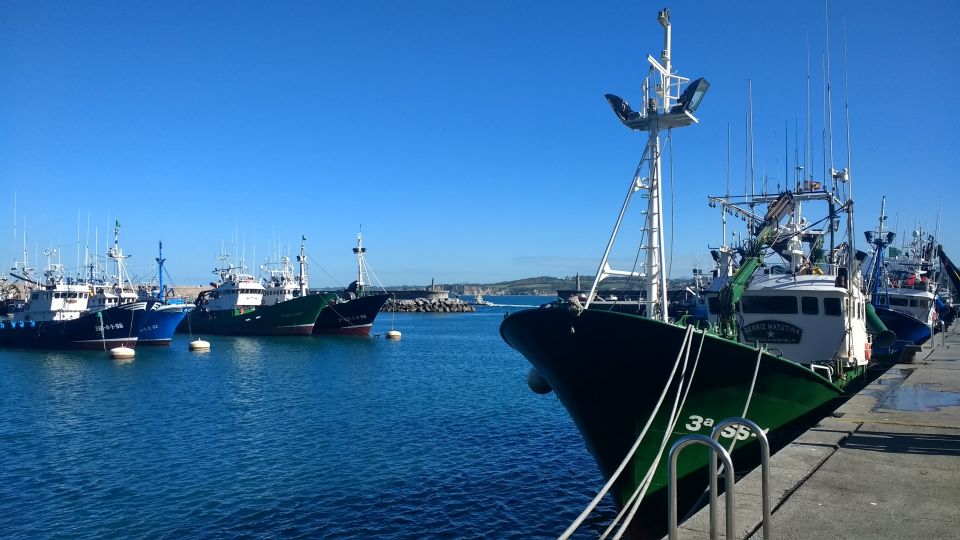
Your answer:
(680, 344), (767, 526)
(557, 325), (696, 540)
(609, 327), (708, 539)
(741, 347), (764, 418)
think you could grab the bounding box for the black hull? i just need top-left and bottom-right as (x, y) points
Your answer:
(0, 304), (148, 350)
(313, 294), (390, 335)
(500, 306), (841, 538)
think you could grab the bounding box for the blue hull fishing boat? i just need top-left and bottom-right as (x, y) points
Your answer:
(137, 243), (193, 346)
(864, 198), (933, 355)
(138, 301), (191, 345)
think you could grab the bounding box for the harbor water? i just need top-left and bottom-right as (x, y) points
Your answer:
(0, 296), (616, 538)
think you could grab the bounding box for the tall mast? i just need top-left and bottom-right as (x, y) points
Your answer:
(107, 220), (132, 290)
(353, 230), (368, 297)
(825, 0), (835, 190)
(749, 80), (756, 214)
(297, 235), (308, 296)
(723, 123), (730, 244)
(587, 8), (709, 321)
(648, 9), (670, 320)
(805, 33), (811, 182)
(156, 241), (165, 301)
(842, 16), (854, 276)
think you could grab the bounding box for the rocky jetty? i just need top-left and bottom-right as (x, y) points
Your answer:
(382, 298), (475, 313)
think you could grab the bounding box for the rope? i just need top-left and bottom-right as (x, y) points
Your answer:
(741, 346), (764, 417)
(98, 311), (106, 351)
(127, 304), (136, 345)
(681, 344), (766, 525)
(558, 325), (695, 540)
(610, 327), (708, 539)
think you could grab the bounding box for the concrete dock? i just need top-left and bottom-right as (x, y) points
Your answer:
(676, 329), (960, 539)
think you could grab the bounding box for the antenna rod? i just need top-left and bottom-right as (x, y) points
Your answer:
(805, 33), (811, 181)
(724, 123), (730, 245)
(749, 80), (755, 206)
(157, 241), (165, 301)
(825, 0), (835, 184)
(842, 17), (853, 204)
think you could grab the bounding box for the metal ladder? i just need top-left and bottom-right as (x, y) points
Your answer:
(667, 417), (772, 540)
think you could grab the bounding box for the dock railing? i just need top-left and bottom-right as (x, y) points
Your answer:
(667, 416), (771, 540)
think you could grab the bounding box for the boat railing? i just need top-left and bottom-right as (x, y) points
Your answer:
(668, 416), (771, 540)
(818, 262), (840, 276)
(810, 363), (833, 382)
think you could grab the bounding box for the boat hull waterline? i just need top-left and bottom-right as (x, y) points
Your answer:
(500, 306), (841, 536)
(177, 293), (336, 336)
(312, 294), (390, 336)
(874, 305), (932, 347)
(0, 303), (148, 350)
(138, 303), (192, 346)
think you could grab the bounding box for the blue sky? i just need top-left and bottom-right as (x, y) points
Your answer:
(1, 1), (958, 287)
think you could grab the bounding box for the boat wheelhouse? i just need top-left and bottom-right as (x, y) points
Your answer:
(702, 189), (874, 371)
(202, 255), (265, 312)
(260, 238), (307, 307)
(179, 250), (334, 337)
(2, 252), (148, 350)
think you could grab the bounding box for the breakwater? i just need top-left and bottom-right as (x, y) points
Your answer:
(382, 298), (475, 313)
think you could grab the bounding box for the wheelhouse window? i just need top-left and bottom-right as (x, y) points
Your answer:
(801, 296), (819, 315)
(708, 297), (720, 314)
(741, 295), (798, 314)
(824, 297), (842, 316)
(890, 297), (909, 307)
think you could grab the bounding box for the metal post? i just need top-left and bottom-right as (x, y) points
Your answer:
(668, 435), (735, 540)
(712, 417), (772, 539)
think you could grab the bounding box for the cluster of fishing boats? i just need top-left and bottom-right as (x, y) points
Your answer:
(500, 8), (958, 538)
(0, 226), (389, 351)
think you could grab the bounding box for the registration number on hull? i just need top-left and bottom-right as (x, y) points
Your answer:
(684, 415), (769, 440)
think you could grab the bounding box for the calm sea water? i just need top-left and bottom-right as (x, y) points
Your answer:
(0, 296), (617, 539)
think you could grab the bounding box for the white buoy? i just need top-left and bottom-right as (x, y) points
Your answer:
(386, 330), (402, 340)
(110, 346), (135, 360)
(189, 339), (211, 351)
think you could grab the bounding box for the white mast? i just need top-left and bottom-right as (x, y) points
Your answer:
(585, 8), (708, 322)
(353, 230), (368, 296)
(297, 235), (308, 296)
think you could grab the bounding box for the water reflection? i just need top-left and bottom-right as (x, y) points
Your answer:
(881, 384), (960, 412)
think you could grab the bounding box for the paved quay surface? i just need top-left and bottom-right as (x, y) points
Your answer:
(675, 329), (960, 539)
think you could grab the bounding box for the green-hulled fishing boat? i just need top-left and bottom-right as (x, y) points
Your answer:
(500, 8), (880, 538)
(176, 253), (335, 336)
